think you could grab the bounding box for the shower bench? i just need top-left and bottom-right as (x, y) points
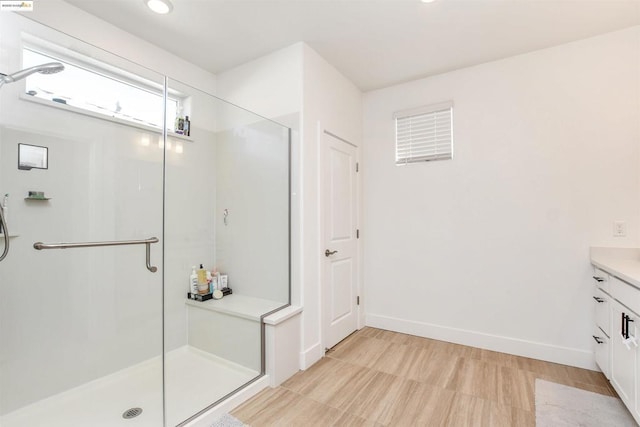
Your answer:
(185, 294), (301, 386)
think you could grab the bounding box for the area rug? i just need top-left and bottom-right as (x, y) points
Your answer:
(209, 413), (247, 427)
(535, 379), (636, 426)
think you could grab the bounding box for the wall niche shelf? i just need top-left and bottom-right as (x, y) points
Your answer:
(167, 131), (193, 142)
(21, 95), (195, 143)
(24, 197), (51, 201)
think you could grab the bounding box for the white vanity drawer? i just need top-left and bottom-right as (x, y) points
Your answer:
(593, 268), (610, 293)
(594, 288), (610, 336)
(611, 276), (640, 316)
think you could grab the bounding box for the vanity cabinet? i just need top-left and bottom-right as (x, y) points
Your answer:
(592, 265), (640, 423)
(590, 247), (640, 424)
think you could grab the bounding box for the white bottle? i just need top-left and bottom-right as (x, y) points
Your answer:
(190, 266), (199, 295)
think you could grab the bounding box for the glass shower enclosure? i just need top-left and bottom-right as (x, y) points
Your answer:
(0, 12), (290, 427)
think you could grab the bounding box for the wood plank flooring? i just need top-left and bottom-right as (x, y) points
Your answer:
(231, 327), (616, 426)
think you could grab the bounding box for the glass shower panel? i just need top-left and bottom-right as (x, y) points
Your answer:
(0, 14), (164, 427)
(164, 79), (290, 426)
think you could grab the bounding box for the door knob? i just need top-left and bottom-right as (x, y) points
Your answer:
(325, 249), (338, 257)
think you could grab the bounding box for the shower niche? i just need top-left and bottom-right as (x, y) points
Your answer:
(0, 11), (290, 427)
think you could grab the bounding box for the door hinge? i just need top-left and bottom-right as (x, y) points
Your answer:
(356, 229), (360, 239)
(357, 296), (360, 305)
(356, 162), (359, 172)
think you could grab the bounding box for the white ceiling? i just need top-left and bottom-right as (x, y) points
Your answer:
(63, 0), (640, 91)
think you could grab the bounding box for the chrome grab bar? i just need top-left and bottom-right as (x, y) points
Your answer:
(33, 237), (159, 250)
(33, 237), (159, 272)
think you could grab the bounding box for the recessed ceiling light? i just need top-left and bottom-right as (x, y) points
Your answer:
(145, 0), (173, 14)
(421, 0), (436, 3)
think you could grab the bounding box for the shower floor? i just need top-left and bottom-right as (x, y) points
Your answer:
(0, 346), (259, 427)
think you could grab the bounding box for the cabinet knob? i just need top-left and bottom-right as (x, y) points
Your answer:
(593, 296), (605, 303)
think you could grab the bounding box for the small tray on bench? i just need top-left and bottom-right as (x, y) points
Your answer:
(187, 292), (213, 302)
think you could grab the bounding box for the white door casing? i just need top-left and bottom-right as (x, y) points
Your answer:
(321, 130), (359, 350)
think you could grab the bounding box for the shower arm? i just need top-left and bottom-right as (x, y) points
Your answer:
(0, 204), (9, 262)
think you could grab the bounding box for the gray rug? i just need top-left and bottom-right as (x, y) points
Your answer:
(209, 413), (247, 427)
(535, 379), (636, 426)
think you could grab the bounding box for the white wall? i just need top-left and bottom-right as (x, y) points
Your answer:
(214, 119), (290, 303)
(216, 44), (303, 121)
(300, 45), (363, 367)
(164, 129), (217, 352)
(217, 42), (303, 305)
(362, 26), (640, 369)
(216, 43), (363, 370)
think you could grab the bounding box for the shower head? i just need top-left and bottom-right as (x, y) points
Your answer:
(0, 62), (64, 88)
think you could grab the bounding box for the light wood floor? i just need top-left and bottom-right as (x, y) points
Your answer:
(231, 327), (616, 426)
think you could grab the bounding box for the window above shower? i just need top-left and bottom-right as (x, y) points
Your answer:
(20, 39), (185, 135)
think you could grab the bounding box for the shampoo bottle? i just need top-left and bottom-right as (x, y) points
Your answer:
(197, 264), (208, 294)
(190, 266), (198, 295)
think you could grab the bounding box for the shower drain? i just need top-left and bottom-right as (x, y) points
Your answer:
(122, 407), (143, 419)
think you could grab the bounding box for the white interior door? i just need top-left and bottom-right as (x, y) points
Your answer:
(322, 130), (358, 350)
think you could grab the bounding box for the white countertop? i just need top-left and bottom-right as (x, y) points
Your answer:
(590, 247), (640, 288)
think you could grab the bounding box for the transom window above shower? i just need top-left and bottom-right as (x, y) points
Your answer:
(20, 45), (183, 133)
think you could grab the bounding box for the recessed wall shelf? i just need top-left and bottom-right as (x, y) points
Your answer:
(167, 131), (193, 142)
(21, 95), (195, 143)
(24, 197), (51, 201)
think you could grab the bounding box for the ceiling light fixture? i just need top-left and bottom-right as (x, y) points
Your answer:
(145, 0), (173, 14)
(421, 0), (436, 3)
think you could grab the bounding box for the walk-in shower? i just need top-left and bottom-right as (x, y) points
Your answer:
(0, 12), (289, 427)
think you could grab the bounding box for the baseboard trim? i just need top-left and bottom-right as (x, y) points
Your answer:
(366, 313), (597, 371)
(300, 342), (324, 370)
